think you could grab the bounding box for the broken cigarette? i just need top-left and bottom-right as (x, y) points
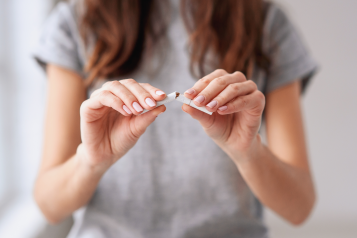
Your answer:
(175, 93), (213, 115)
(140, 91), (212, 115)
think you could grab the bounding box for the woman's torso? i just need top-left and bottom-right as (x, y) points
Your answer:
(34, 0), (317, 237)
(67, 1), (267, 238)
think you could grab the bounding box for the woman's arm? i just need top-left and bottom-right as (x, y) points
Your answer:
(34, 65), (101, 223)
(234, 81), (315, 225)
(182, 70), (315, 225)
(34, 65), (166, 224)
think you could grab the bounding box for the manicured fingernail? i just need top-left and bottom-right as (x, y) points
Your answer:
(132, 102), (143, 112)
(218, 106), (228, 111)
(156, 91), (165, 95)
(185, 89), (195, 95)
(123, 105), (132, 114)
(194, 95), (205, 103)
(206, 100), (217, 108)
(145, 98), (156, 107)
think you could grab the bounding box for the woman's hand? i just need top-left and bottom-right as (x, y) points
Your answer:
(182, 69), (265, 159)
(183, 71), (316, 224)
(78, 79), (166, 173)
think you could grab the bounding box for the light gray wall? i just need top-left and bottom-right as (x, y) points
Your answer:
(0, 0), (55, 237)
(266, 0), (357, 237)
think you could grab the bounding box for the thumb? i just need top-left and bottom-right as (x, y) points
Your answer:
(130, 105), (166, 137)
(181, 104), (215, 128)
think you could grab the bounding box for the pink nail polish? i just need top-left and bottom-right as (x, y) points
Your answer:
(156, 91), (165, 95)
(145, 98), (156, 107)
(206, 101), (217, 108)
(218, 106), (228, 111)
(185, 89), (195, 95)
(132, 102), (143, 112)
(123, 105), (132, 114)
(194, 95), (205, 103)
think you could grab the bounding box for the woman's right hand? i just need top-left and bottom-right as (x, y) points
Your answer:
(78, 79), (166, 173)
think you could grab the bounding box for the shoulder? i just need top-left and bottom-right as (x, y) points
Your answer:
(264, 3), (291, 33)
(34, 0), (86, 75)
(260, 2), (318, 94)
(263, 3), (295, 50)
(46, 1), (81, 39)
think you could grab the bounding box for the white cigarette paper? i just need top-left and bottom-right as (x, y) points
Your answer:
(175, 94), (213, 115)
(140, 91), (179, 114)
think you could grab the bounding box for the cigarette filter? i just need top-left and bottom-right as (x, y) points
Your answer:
(175, 94), (213, 115)
(140, 91), (179, 114)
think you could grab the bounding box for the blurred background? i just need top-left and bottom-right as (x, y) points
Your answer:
(0, 0), (356, 237)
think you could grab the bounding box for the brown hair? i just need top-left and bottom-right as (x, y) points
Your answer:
(80, 0), (270, 85)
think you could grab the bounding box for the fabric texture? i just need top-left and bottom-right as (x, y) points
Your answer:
(33, 1), (318, 238)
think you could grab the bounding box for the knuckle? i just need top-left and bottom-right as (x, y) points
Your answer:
(90, 89), (100, 98)
(140, 82), (150, 87)
(214, 77), (227, 86)
(121, 78), (136, 85)
(229, 83), (240, 92)
(215, 69), (227, 75)
(112, 80), (121, 87)
(99, 90), (111, 98)
(102, 81), (112, 88)
(80, 100), (89, 113)
(248, 80), (258, 90)
(256, 91), (265, 101)
(252, 91), (265, 111)
(256, 91), (266, 106)
(233, 71), (246, 81)
(110, 80), (121, 86)
(103, 80), (120, 90)
(200, 76), (211, 85)
(101, 91), (116, 103)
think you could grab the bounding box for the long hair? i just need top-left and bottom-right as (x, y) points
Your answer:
(80, 0), (270, 85)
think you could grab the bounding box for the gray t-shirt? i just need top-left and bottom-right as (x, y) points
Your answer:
(34, 1), (317, 238)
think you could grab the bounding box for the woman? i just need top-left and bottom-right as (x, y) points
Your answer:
(34, 0), (317, 237)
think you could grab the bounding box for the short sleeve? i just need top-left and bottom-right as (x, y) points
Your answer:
(263, 4), (318, 94)
(33, 2), (83, 76)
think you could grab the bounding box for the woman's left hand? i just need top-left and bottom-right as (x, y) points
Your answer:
(182, 69), (265, 159)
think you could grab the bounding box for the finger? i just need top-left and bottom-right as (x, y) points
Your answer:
(139, 83), (167, 101)
(184, 69), (228, 99)
(217, 90), (265, 115)
(102, 80), (143, 115)
(191, 72), (247, 107)
(181, 104), (214, 127)
(205, 80), (257, 112)
(80, 90), (132, 122)
(120, 79), (157, 110)
(90, 88), (106, 98)
(131, 105), (166, 137)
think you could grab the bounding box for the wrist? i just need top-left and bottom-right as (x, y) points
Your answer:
(225, 134), (264, 165)
(75, 144), (110, 178)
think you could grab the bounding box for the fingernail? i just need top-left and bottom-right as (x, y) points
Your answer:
(206, 100), (217, 108)
(218, 106), (228, 111)
(185, 89), (195, 94)
(157, 112), (164, 116)
(156, 91), (165, 95)
(123, 105), (132, 114)
(132, 102), (143, 112)
(194, 95), (205, 103)
(145, 98), (156, 107)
